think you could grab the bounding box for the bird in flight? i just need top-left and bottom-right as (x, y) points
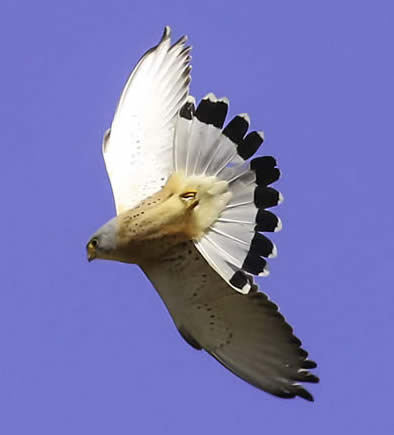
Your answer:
(86, 26), (319, 401)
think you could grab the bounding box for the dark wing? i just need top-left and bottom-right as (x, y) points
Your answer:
(142, 241), (319, 401)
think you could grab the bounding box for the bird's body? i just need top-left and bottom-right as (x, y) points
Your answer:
(89, 171), (231, 264)
(87, 27), (319, 401)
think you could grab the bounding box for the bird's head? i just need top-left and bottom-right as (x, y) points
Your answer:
(86, 217), (118, 262)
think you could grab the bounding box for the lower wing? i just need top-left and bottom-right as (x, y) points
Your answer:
(142, 242), (319, 401)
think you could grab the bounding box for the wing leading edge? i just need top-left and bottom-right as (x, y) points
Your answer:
(103, 27), (191, 214)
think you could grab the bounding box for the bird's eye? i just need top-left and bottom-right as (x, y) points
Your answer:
(181, 191), (197, 200)
(90, 238), (98, 248)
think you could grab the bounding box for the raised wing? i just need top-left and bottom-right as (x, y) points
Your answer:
(103, 27), (191, 215)
(142, 242), (319, 401)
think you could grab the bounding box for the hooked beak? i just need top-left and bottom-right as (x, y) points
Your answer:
(87, 244), (96, 262)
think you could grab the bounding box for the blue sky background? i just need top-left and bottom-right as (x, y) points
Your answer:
(1, 0), (393, 433)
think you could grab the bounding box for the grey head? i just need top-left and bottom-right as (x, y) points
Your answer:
(86, 217), (118, 262)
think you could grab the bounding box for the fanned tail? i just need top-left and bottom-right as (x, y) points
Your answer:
(174, 94), (282, 294)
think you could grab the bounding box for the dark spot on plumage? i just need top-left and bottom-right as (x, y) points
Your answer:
(230, 270), (248, 289)
(179, 100), (195, 120)
(238, 131), (264, 159)
(251, 156), (276, 172)
(254, 186), (281, 208)
(242, 253), (267, 275)
(251, 156), (280, 186)
(223, 115), (249, 145)
(255, 209), (280, 232)
(195, 97), (228, 128)
(249, 233), (275, 258)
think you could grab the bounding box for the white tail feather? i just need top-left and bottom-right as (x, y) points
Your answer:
(173, 95), (280, 293)
(195, 237), (251, 294)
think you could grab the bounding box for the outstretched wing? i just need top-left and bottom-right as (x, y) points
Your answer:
(103, 27), (191, 215)
(142, 242), (319, 401)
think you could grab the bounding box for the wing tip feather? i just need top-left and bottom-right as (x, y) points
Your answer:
(161, 25), (171, 42)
